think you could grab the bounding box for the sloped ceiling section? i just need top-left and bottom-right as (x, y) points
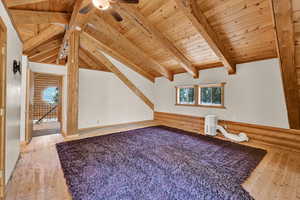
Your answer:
(5, 0), (277, 80)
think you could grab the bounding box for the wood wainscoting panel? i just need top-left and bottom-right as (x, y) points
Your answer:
(154, 112), (300, 152)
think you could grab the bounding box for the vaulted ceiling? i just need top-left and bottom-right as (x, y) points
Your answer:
(6, 0), (300, 129)
(4, 0), (277, 81)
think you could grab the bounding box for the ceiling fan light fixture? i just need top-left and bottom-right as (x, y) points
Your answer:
(92, 0), (110, 10)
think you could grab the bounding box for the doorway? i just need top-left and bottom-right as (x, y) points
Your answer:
(0, 17), (6, 198)
(32, 73), (63, 137)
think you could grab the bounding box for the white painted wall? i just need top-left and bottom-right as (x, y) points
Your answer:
(0, 1), (23, 184)
(154, 58), (289, 129)
(27, 58), (154, 131)
(78, 54), (154, 129)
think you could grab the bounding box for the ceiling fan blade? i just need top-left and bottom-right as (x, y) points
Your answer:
(115, 0), (139, 4)
(109, 10), (123, 22)
(79, 3), (94, 14)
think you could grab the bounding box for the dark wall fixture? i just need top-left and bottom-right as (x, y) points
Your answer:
(13, 60), (21, 75)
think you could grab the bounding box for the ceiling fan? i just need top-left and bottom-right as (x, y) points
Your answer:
(79, 0), (139, 22)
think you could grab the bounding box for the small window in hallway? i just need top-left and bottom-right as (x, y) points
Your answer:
(42, 87), (59, 105)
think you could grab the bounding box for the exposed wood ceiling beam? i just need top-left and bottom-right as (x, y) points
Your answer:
(5, 0), (48, 7)
(175, 0), (236, 74)
(23, 24), (65, 53)
(172, 62), (224, 74)
(67, 31), (80, 135)
(79, 64), (109, 72)
(82, 27), (155, 82)
(9, 9), (70, 25)
(57, 0), (93, 63)
(79, 57), (91, 69)
(269, 0), (300, 129)
(112, 3), (198, 78)
(82, 40), (154, 110)
(87, 14), (173, 81)
(40, 50), (59, 62)
(79, 48), (110, 72)
(35, 48), (59, 63)
(30, 54), (111, 72)
(27, 38), (62, 57)
(42, 54), (58, 64)
(29, 45), (60, 61)
(78, 56), (109, 72)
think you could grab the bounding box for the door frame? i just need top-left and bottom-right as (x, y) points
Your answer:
(35, 72), (63, 127)
(25, 68), (34, 144)
(26, 72), (64, 139)
(0, 17), (7, 198)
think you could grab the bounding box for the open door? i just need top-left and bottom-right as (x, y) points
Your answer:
(25, 69), (34, 144)
(0, 17), (6, 199)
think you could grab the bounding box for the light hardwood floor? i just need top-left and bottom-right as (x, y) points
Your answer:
(5, 121), (300, 200)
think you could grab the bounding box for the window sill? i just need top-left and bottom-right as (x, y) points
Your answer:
(175, 104), (226, 109)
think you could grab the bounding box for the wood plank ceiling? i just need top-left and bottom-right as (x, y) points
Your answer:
(6, 0), (300, 129)
(4, 0), (277, 78)
(293, 0), (300, 99)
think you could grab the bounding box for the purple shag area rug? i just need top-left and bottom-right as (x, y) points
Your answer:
(56, 126), (266, 200)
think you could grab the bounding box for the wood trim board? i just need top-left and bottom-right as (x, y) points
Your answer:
(0, 16), (6, 199)
(77, 120), (157, 133)
(25, 68), (34, 144)
(154, 112), (300, 152)
(68, 120), (160, 141)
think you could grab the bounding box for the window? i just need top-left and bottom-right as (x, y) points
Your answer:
(42, 87), (59, 105)
(176, 86), (196, 105)
(175, 83), (225, 108)
(199, 83), (224, 107)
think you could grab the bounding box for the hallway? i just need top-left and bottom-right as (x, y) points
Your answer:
(33, 122), (61, 137)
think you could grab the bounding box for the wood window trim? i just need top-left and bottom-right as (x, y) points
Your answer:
(175, 85), (198, 106)
(198, 83), (225, 108)
(175, 104), (226, 109)
(175, 83), (226, 109)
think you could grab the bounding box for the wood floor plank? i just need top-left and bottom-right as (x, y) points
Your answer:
(248, 152), (282, 198)
(5, 121), (300, 200)
(261, 152), (290, 200)
(276, 154), (300, 200)
(242, 150), (275, 193)
(295, 161), (300, 200)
